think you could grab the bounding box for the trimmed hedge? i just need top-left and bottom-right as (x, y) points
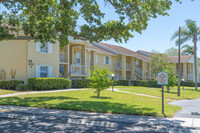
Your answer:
(16, 84), (32, 91)
(0, 80), (24, 90)
(71, 79), (91, 88)
(114, 80), (129, 86)
(131, 80), (161, 88)
(28, 78), (71, 90)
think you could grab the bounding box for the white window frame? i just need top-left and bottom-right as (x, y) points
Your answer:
(95, 54), (98, 64)
(36, 65), (52, 78)
(116, 73), (120, 80)
(104, 56), (111, 65)
(36, 42), (52, 54)
(40, 65), (48, 77)
(76, 52), (81, 65)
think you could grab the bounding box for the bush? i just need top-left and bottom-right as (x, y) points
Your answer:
(114, 80), (129, 86)
(0, 80), (24, 90)
(16, 84), (32, 91)
(131, 80), (161, 88)
(28, 78), (71, 90)
(71, 79), (91, 88)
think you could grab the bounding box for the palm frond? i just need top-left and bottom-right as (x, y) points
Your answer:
(171, 30), (179, 41)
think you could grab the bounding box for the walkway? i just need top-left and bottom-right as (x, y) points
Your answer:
(0, 89), (84, 98)
(108, 89), (174, 100)
(169, 97), (200, 118)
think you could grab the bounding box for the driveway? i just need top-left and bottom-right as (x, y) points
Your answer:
(169, 97), (200, 118)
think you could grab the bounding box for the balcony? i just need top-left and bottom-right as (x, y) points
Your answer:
(187, 73), (193, 80)
(126, 63), (131, 71)
(135, 66), (142, 78)
(59, 52), (68, 64)
(116, 65), (121, 71)
(69, 64), (90, 76)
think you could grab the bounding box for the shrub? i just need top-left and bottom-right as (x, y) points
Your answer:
(114, 80), (129, 86)
(28, 78), (71, 90)
(89, 66), (111, 98)
(0, 80), (24, 90)
(71, 79), (91, 88)
(131, 80), (161, 88)
(16, 84), (32, 91)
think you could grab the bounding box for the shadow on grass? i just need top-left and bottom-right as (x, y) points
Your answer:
(90, 96), (112, 99)
(0, 96), (157, 116)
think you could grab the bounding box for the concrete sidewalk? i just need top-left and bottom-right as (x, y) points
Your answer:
(0, 105), (199, 129)
(0, 88), (84, 98)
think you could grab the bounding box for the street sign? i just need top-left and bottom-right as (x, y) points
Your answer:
(157, 71), (168, 85)
(157, 71), (168, 117)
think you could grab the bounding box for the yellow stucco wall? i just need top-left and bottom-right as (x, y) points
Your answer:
(0, 40), (28, 83)
(27, 40), (59, 79)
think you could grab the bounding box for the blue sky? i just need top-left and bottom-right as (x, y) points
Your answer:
(1, 1), (200, 55)
(100, 0), (200, 56)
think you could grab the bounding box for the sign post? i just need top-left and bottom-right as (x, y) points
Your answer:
(157, 71), (168, 116)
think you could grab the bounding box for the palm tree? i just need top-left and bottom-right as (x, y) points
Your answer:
(181, 44), (194, 55)
(171, 19), (200, 90)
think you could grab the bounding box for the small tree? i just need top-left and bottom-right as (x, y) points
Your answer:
(164, 64), (178, 92)
(89, 66), (112, 98)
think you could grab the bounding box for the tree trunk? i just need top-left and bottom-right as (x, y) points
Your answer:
(194, 41), (198, 90)
(97, 91), (100, 98)
(167, 86), (170, 93)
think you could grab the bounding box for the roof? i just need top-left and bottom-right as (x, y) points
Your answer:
(93, 42), (151, 62)
(168, 55), (194, 63)
(137, 50), (155, 57)
(87, 45), (116, 55)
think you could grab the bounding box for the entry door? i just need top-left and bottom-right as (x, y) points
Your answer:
(76, 52), (81, 65)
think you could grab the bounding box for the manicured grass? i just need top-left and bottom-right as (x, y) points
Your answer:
(116, 86), (200, 100)
(0, 90), (181, 117)
(0, 89), (16, 95)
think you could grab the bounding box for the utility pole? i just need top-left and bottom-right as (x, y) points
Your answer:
(178, 26), (181, 96)
(194, 32), (198, 90)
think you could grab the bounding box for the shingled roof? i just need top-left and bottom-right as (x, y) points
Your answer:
(92, 42), (151, 62)
(168, 55), (194, 63)
(87, 45), (116, 55)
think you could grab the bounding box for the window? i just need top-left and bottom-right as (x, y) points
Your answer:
(76, 52), (81, 65)
(40, 66), (48, 77)
(40, 43), (48, 53)
(136, 60), (139, 66)
(95, 55), (98, 64)
(116, 73), (120, 80)
(104, 56), (111, 65)
(36, 42), (52, 54)
(117, 58), (120, 67)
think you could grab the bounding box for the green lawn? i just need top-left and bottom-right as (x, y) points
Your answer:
(0, 89), (16, 95)
(115, 86), (200, 100)
(0, 90), (181, 117)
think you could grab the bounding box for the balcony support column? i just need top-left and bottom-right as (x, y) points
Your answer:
(142, 61), (146, 80)
(183, 63), (187, 80)
(121, 55), (126, 80)
(130, 58), (136, 80)
(81, 45), (86, 75)
(91, 50), (95, 69)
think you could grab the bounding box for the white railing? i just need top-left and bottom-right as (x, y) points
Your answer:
(69, 64), (90, 75)
(126, 63), (131, 71)
(59, 52), (68, 63)
(135, 66), (142, 77)
(187, 73), (193, 80)
(116, 65), (121, 70)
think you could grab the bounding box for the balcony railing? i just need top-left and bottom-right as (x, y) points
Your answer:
(116, 65), (121, 70)
(59, 52), (68, 63)
(126, 63), (131, 71)
(69, 64), (90, 76)
(135, 66), (142, 78)
(187, 73), (193, 80)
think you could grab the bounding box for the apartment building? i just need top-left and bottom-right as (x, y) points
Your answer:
(0, 36), (198, 83)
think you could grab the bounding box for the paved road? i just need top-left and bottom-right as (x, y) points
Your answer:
(0, 105), (200, 133)
(0, 111), (199, 133)
(169, 98), (200, 118)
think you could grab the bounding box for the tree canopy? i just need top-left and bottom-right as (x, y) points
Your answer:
(0, 0), (180, 47)
(164, 47), (178, 56)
